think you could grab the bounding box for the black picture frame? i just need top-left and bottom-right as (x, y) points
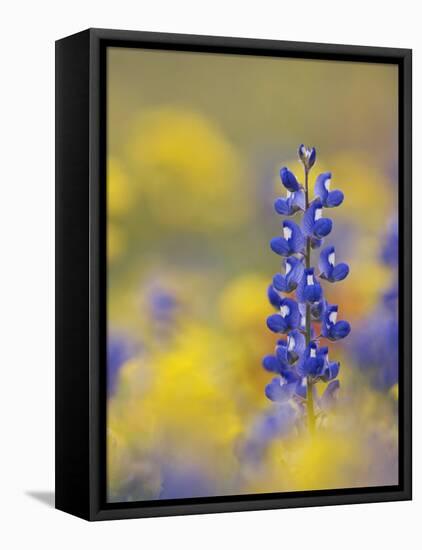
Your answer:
(55, 28), (412, 521)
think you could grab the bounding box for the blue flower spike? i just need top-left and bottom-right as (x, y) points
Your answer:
(319, 246), (349, 282)
(270, 220), (305, 256)
(314, 172), (344, 208)
(303, 199), (333, 239)
(264, 145), (350, 433)
(322, 305), (351, 341)
(273, 257), (304, 293)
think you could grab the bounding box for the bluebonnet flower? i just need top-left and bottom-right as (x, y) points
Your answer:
(265, 371), (300, 402)
(273, 257), (304, 293)
(274, 190), (305, 216)
(286, 329), (306, 363)
(296, 267), (323, 304)
(266, 297), (301, 333)
(317, 346), (340, 382)
(303, 199), (333, 239)
(263, 145), (350, 433)
(314, 172), (344, 207)
(298, 144), (316, 170)
(270, 220), (304, 256)
(275, 167), (305, 215)
(262, 338), (291, 374)
(279, 167), (300, 191)
(319, 246), (349, 282)
(297, 342), (325, 377)
(322, 305), (351, 341)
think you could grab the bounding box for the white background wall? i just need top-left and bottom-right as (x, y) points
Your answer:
(0, 1), (419, 548)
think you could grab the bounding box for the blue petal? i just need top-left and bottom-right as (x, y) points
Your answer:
(298, 356), (324, 377)
(292, 189), (306, 211)
(330, 320), (351, 340)
(274, 197), (293, 216)
(296, 268), (322, 304)
(265, 378), (295, 402)
(310, 298), (326, 321)
(317, 346), (329, 360)
(286, 257), (304, 287)
(295, 379), (307, 400)
(303, 283), (322, 304)
(282, 370), (300, 384)
(280, 167), (300, 192)
(262, 355), (282, 373)
(270, 237), (290, 256)
(311, 237), (322, 249)
(313, 218), (332, 238)
(332, 263), (349, 282)
(319, 246), (335, 278)
(273, 273), (288, 292)
(280, 298), (301, 329)
(314, 172), (331, 203)
(326, 190), (344, 207)
(322, 361), (340, 381)
(287, 328), (306, 360)
(267, 314), (288, 333)
(308, 147), (316, 168)
(275, 340), (289, 364)
(268, 284), (282, 308)
(321, 380), (340, 409)
(284, 220), (305, 253)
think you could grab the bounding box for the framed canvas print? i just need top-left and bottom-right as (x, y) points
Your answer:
(55, 28), (412, 521)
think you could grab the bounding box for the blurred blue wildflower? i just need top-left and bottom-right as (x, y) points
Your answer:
(148, 287), (178, 324)
(381, 218), (399, 267)
(239, 404), (298, 466)
(107, 333), (137, 397)
(350, 219), (398, 389)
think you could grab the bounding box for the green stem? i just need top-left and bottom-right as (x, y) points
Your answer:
(304, 167), (316, 435)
